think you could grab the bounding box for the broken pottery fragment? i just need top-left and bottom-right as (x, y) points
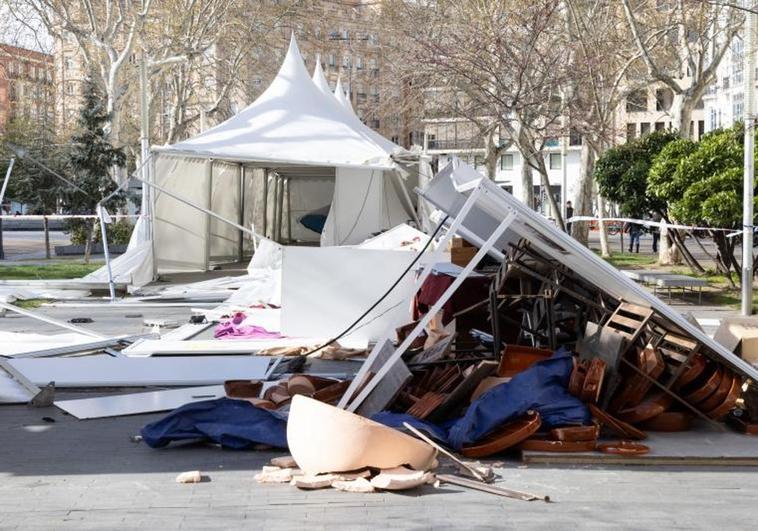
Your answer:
(331, 477), (375, 493)
(254, 465), (302, 483)
(270, 455), (298, 468)
(175, 470), (202, 484)
(287, 395), (437, 475)
(370, 466), (435, 490)
(291, 474), (337, 489)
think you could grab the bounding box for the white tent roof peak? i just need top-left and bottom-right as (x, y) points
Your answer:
(334, 76), (355, 114)
(312, 56), (332, 97)
(158, 32), (401, 168)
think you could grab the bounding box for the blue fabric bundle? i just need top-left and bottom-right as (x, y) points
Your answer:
(446, 347), (590, 449)
(141, 398), (288, 450)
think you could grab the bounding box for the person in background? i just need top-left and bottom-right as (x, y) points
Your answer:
(649, 212), (661, 253)
(624, 220), (642, 253)
(565, 201), (574, 236)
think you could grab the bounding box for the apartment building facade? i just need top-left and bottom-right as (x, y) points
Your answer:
(52, 0), (417, 150)
(0, 43), (54, 133)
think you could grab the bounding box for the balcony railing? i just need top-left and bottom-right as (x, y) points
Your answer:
(427, 139), (483, 150)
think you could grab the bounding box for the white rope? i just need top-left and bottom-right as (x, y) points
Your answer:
(568, 216), (742, 235)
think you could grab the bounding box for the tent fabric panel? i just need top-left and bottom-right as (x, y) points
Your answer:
(321, 168), (385, 246)
(154, 154), (210, 272)
(284, 175), (334, 243)
(209, 161), (241, 262)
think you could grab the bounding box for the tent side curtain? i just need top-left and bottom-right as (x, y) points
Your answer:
(320, 168), (418, 246)
(154, 154), (211, 272)
(209, 161), (241, 262)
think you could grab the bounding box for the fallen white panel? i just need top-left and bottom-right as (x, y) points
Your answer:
(0, 369), (34, 403)
(0, 331), (95, 356)
(280, 247), (417, 342)
(122, 337), (367, 357)
(421, 159), (758, 382)
(7, 356), (270, 387)
(55, 385), (226, 419)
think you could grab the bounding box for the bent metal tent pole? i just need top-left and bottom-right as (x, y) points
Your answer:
(131, 174), (263, 242)
(345, 209), (517, 413)
(0, 300), (104, 339)
(0, 158), (15, 206)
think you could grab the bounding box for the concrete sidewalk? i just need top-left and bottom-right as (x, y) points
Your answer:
(2, 400), (758, 530)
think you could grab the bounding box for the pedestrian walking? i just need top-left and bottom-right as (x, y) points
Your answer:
(624, 221), (642, 253)
(650, 212), (661, 253)
(565, 201), (574, 236)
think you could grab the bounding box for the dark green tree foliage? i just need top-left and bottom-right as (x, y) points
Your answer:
(0, 116), (67, 258)
(648, 123), (758, 285)
(66, 74), (126, 262)
(594, 131), (679, 218)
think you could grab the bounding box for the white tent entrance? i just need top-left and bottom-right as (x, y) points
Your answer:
(150, 35), (418, 273)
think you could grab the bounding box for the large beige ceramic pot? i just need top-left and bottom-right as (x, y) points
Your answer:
(287, 395), (438, 475)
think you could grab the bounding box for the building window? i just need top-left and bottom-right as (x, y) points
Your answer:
(549, 153), (562, 170)
(66, 82), (75, 96)
(64, 57), (74, 70)
(569, 129), (582, 146)
(733, 92), (744, 121)
(698, 120), (705, 139)
(545, 137), (559, 148)
(626, 90), (647, 112)
(342, 55), (351, 68)
(8, 81), (17, 101)
(709, 108), (718, 130)
(500, 153), (514, 170)
(626, 123), (636, 141)
(654, 121), (665, 131)
(474, 155), (485, 169)
(640, 122), (651, 136)
(371, 119), (380, 129)
(327, 53), (336, 67)
(355, 56), (364, 70)
(391, 135), (399, 144)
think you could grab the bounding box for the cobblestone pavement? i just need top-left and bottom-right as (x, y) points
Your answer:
(1, 398), (757, 530)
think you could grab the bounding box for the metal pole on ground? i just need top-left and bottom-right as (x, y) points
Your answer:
(743, 3), (756, 316)
(97, 205), (117, 303)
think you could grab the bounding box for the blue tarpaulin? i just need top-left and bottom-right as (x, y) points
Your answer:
(141, 398), (288, 450)
(446, 347), (590, 449)
(142, 349), (589, 452)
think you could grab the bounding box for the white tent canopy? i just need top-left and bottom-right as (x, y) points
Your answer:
(150, 35), (418, 273)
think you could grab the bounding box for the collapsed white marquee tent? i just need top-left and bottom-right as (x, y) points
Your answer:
(150, 35), (419, 273)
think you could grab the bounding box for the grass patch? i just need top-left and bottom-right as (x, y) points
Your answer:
(13, 299), (50, 309)
(596, 252), (657, 269)
(0, 262), (101, 280)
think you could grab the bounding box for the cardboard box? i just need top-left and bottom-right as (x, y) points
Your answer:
(450, 246), (477, 267)
(713, 317), (758, 364)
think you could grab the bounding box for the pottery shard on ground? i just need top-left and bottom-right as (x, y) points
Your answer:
(291, 474), (337, 490)
(331, 477), (376, 493)
(270, 455), (298, 468)
(175, 470), (202, 484)
(254, 465), (302, 483)
(370, 467), (436, 491)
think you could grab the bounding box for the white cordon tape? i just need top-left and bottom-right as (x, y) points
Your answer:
(0, 214), (142, 221)
(567, 216), (743, 236)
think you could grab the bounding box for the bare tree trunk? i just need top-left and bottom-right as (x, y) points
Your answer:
(670, 94), (695, 139)
(43, 216), (50, 259)
(521, 153), (534, 208)
(574, 142), (595, 247)
(83, 220), (98, 264)
(536, 161), (564, 231)
(596, 191), (610, 258)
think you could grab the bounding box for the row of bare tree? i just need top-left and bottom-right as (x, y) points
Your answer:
(0, 0), (750, 256)
(375, 0), (744, 252)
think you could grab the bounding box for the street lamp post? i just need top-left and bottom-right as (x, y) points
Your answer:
(743, 3), (756, 316)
